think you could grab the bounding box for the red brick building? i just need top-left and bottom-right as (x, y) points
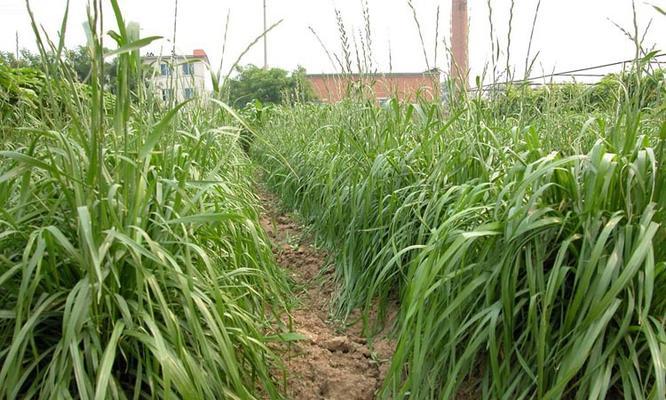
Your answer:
(306, 70), (441, 103)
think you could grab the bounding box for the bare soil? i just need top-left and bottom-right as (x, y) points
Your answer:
(258, 189), (395, 400)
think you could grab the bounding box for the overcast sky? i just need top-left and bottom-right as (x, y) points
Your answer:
(1, 0), (665, 85)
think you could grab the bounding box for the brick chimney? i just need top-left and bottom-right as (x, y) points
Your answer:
(451, 0), (468, 88)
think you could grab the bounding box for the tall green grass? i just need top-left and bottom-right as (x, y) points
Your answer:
(254, 61), (666, 398)
(0, 2), (288, 398)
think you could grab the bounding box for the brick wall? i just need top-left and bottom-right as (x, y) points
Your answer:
(307, 72), (440, 103)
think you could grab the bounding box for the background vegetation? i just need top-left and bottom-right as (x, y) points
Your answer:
(1, 46), (117, 91)
(226, 64), (315, 108)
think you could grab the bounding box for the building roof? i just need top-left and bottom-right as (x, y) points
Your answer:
(306, 69), (440, 78)
(142, 49), (208, 62)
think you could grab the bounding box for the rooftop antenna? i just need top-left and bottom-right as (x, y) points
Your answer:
(169, 0), (178, 105)
(171, 0), (178, 58)
(263, 0), (268, 69)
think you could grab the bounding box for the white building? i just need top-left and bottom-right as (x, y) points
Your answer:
(142, 49), (209, 102)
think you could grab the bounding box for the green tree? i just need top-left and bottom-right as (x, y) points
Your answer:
(0, 51), (18, 66)
(0, 49), (41, 68)
(1, 46), (117, 91)
(64, 46), (117, 91)
(227, 64), (314, 108)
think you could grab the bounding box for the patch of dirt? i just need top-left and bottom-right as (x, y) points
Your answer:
(258, 189), (395, 400)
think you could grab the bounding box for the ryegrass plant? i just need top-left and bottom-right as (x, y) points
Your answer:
(254, 63), (666, 398)
(0, 2), (288, 398)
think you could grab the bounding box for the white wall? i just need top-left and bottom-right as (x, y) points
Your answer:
(143, 56), (208, 103)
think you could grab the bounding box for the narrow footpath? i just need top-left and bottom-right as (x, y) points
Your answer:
(258, 188), (394, 400)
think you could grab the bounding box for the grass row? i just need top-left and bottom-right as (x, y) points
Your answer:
(0, 3), (289, 399)
(254, 66), (666, 398)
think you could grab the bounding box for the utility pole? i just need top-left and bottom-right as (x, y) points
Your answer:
(263, 0), (268, 69)
(451, 0), (468, 89)
(15, 31), (19, 61)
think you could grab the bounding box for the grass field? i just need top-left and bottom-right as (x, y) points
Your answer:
(1, 1), (665, 399)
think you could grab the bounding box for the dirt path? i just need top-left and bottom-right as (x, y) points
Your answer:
(258, 189), (394, 400)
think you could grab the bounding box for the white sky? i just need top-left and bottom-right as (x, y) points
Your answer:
(1, 0), (665, 85)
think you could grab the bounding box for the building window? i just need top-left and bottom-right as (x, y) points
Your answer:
(183, 88), (194, 99)
(161, 88), (173, 101)
(182, 63), (194, 76)
(160, 63), (171, 76)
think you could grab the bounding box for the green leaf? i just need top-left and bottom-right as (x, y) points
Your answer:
(139, 100), (191, 159)
(104, 36), (163, 58)
(0, 151), (54, 173)
(166, 212), (245, 225)
(652, 4), (666, 15)
(265, 332), (309, 342)
(658, 120), (666, 140)
(94, 321), (125, 400)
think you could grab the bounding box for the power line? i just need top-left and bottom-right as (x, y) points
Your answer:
(555, 73), (610, 78)
(472, 53), (666, 91)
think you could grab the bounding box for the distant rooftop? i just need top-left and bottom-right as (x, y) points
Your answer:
(306, 69), (440, 78)
(142, 49), (208, 62)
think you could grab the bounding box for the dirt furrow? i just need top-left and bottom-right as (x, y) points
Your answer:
(258, 189), (394, 400)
